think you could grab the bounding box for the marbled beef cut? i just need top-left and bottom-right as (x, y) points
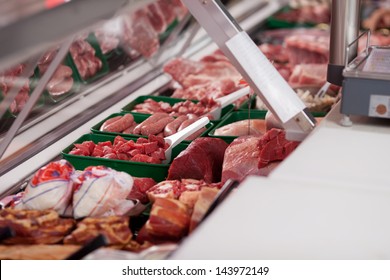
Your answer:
(167, 138), (229, 183)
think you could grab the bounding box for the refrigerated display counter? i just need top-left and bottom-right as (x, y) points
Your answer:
(1, 0), (389, 260)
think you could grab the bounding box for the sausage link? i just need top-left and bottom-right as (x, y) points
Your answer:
(133, 113), (169, 135)
(163, 115), (188, 137)
(178, 117), (198, 132)
(105, 114), (134, 132)
(122, 122), (138, 134)
(141, 116), (175, 136)
(100, 116), (122, 131)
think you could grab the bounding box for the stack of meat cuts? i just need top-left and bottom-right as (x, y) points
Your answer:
(163, 54), (245, 106)
(221, 129), (300, 183)
(121, 0), (187, 58)
(137, 179), (221, 243)
(38, 50), (74, 97)
(0, 64), (31, 114)
(69, 39), (102, 80)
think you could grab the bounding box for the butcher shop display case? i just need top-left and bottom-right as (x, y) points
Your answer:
(1, 0), (390, 261)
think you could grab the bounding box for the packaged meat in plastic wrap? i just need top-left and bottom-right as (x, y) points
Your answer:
(72, 166), (134, 219)
(15, 160), (75, 216)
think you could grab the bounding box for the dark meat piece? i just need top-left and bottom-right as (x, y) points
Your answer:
(167, 137), (229, 183)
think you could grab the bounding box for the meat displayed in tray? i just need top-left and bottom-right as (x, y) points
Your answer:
(69, 39), (103, 81)
(163, 54), (246, 107)
(69, 135), (169, 164)
(37, 49), (76, 98)
(99, 113), (207, 140)
(0, 64), (32, 115)
(121, 0), (187, 58)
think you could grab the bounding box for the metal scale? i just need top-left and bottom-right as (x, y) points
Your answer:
(327, 0), (390, 125)
(341, 35), (390, 122)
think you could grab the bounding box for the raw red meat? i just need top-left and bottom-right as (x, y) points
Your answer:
(163, 58), (204, 85)
(146, 3), (167, 33)
(285, 34), (329, 65)
(221, 129), (299, 182)
(69, 136), (167, 164)
(274, 5), (330, 24)
(157, 0), (177, 25)
(137, 197), (190, 244)
(167, 138), (229, 183)
(128, 177), (157, 204)
(122, 9), (160, 58)
(70, 39), (102, 80)
(288, 63), (327, 88)
(259, 43), (289, 63)
(221, 136), (261, 183)
(0, 64), (33, 114)
(163, 49), (248, 104)
(257, 129), (299, 168)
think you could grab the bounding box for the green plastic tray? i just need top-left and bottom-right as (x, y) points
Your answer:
(208, 110), (267, 144)
(267, 7), (316, 29)
(62, 133), (188, 182)
(121, 95), (234, 121)
(91, 112), (214, 144)
(67, 33), (109, 84)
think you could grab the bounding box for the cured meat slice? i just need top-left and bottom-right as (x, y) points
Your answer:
(168, 138), (229, 183)
(189, 187), (219, 233)
(137, 198), (190, 243)
(0, 209), (75, 244)
(64, 216), (132, 246)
